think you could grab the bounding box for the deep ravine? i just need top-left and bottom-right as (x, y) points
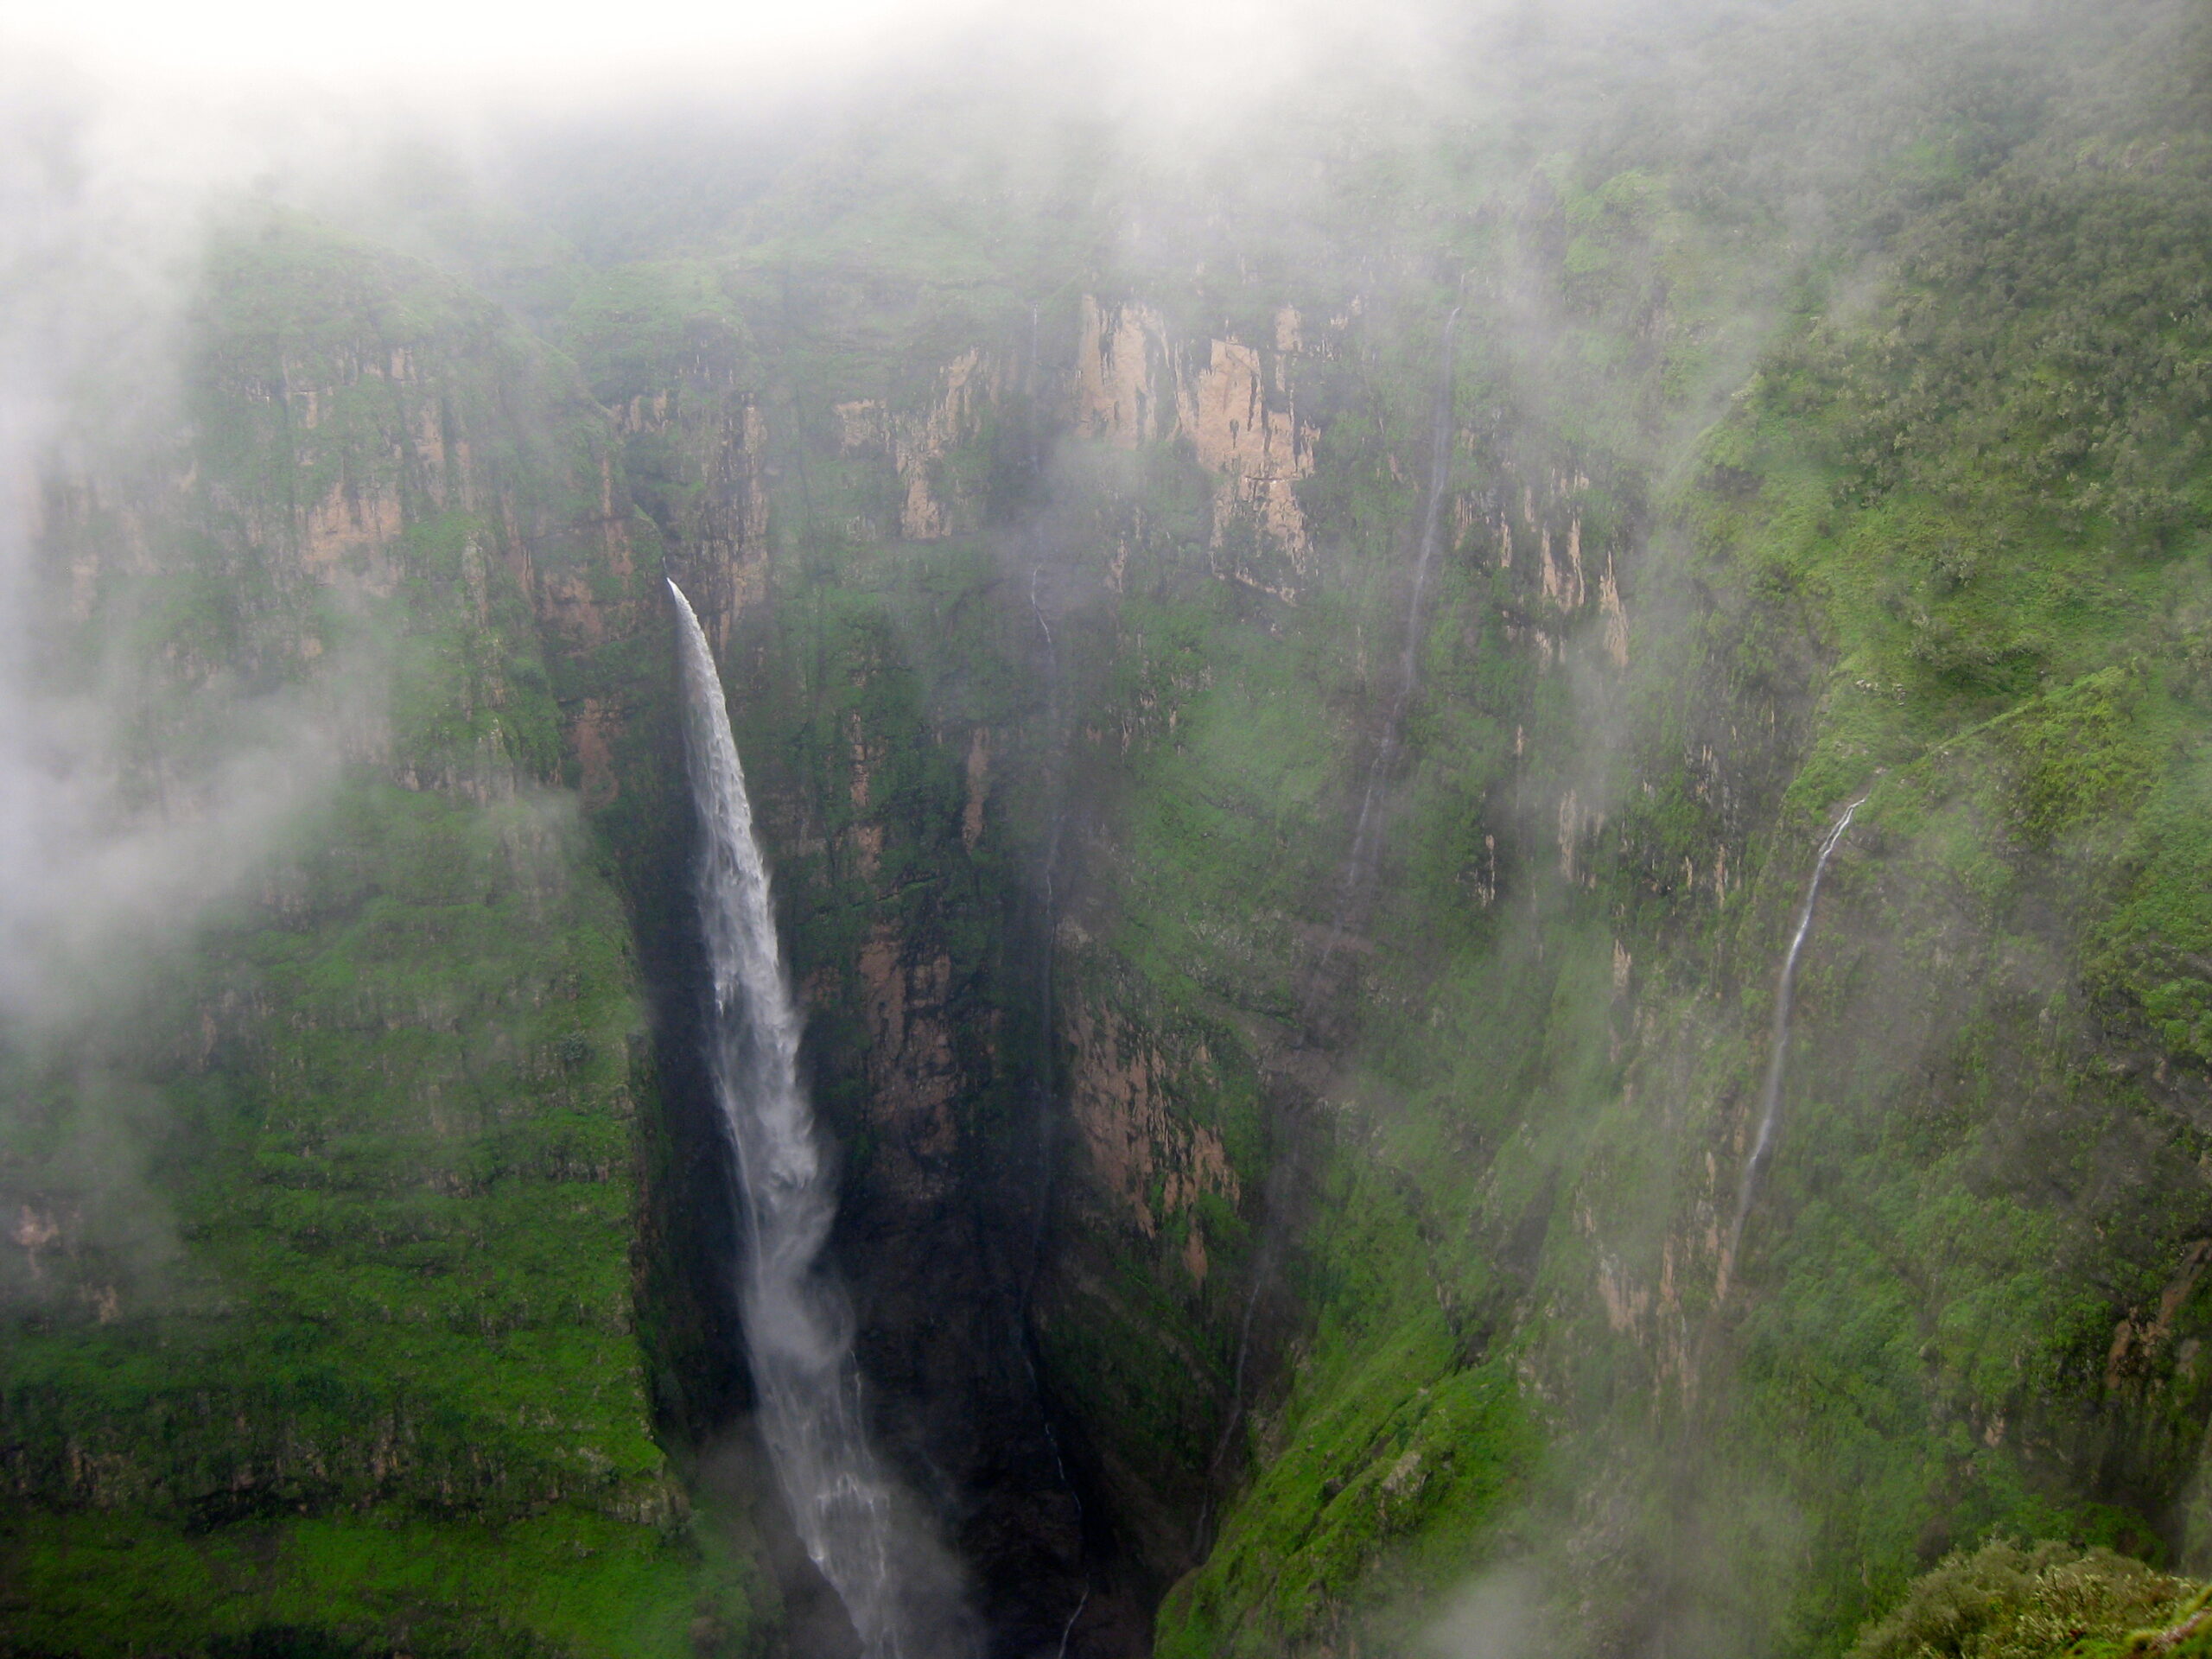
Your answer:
(671, 576), (977, 1658)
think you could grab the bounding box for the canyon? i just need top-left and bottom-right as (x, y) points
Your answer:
(4, 2), (2212, 1655)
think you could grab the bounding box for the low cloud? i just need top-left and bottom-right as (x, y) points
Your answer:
(1425, 1563), (1546, 1659)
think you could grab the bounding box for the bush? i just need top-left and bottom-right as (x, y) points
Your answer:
(1850, 1540), (2196, 1659)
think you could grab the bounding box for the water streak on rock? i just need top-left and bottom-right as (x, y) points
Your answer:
(1313, 304), (1462, 991)
(1723, 796), (1866, 1289)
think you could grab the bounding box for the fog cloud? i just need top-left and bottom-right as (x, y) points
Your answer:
(0, 63), (351, 1033)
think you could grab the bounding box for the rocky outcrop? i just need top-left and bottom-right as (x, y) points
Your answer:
(855, 922), (965, 1203)
(1076, 296), (1173, 448)
(1065, 1001), (1243, 1285)
(833, 347), (1004, 543)
(1074, 296), (1318, 600)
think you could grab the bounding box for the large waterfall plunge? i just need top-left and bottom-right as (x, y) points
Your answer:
(669, 579), (933, 1657)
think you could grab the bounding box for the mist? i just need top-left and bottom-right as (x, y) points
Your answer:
(3, 0), (2206, 1655)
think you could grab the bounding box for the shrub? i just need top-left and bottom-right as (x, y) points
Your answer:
(1850, 1541), (2196, 1659)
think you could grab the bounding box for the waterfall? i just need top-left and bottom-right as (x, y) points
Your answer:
(667, 577), (913, 1657)
(1311, 304), (1463, 991)
(1224, 304), (1461, 1522)
(1722, 796), (1866, 1287)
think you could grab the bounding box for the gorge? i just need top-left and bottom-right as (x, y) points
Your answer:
(3, 1), (2212, 1656)
(670, 576), (967, 1656)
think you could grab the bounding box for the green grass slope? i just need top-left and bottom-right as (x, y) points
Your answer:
(0, 219), (761, 1657)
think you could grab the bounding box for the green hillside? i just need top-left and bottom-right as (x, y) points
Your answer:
(4, 2), (2211, 1653)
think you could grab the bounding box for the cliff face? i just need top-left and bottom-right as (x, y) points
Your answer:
(611, 8), (2211, 1655)
(8, 3), (2212, 1656)
(0, 218), (763, 1656)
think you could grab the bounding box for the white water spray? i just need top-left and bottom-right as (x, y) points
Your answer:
(1723, 796), (1865, 1287)
(668, 577), (914, 1656)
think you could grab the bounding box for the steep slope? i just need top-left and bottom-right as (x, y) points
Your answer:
(522, 5), (2212, 1655)
(1, 218), (762, 1656)
(1141, 10), (2212, 1656)
(7, 3), (2212, 1656)
(466, 4), (2212, 1649)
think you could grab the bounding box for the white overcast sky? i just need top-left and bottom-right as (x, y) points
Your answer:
(0, 0), (1444, 145)
(0, 0), (979, 85)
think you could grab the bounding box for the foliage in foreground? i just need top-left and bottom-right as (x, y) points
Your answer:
(1850, 1541), (2209, 1659)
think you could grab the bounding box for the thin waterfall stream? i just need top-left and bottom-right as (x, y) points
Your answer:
(1311, 305), (1463, 991)
(669, 578), (925, 1658)
(1206, 304), (1464, 1531)
(1720, 796), (1866, 1296)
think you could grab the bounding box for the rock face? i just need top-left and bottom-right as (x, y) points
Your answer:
(10, 5), (2212, 1657)
(2, 220), (752, 1655)
(1073, 296), (1318, 601)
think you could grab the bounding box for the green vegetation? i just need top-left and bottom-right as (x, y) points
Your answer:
(5, 1507), (737, 1659)
(1850, 1541), (2202, 1659)
(10, 1), (2212, 1652)
(2, 219), (756, 1656)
